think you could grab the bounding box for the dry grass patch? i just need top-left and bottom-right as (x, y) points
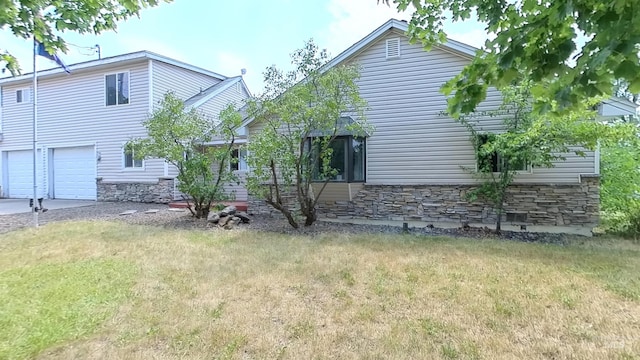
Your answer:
(0, 221), (639, 359)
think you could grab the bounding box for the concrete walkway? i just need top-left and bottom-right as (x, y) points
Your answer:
(321, 217), (594, 236)
(0, 199), (96, 215)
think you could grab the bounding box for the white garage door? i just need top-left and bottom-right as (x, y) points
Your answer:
(52, 146), (96, 200)
(5, 150), (43, 199)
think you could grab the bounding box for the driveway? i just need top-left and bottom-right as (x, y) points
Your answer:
(0, 199), (96, 215)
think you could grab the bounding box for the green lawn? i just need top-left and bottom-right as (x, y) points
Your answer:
(1, 221), (639, 359)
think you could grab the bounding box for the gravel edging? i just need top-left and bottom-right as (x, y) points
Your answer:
(1, 202), (571, 244)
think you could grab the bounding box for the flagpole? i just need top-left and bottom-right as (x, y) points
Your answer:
(32, 37), (39, 227)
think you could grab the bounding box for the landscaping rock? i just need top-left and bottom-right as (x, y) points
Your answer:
(218, 216), (230, 227)
(207, 212), (221, 223)
(235, 211), (251, 223)
(220, 205), (237, 217)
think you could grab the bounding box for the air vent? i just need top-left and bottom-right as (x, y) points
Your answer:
(506, 212), (528, 223)
(386, 38), (401, 59)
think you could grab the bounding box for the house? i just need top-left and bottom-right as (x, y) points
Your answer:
(245, 19), (638, 227)
(0, 51), (251, 202)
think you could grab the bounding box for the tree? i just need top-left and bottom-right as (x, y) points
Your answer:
(460, 79), (615, 233)
(128, 92), (242, 219)
(387, 0), (640, 117)
(600, 117), (640, 237)
(1, 0), (169, 75)
(246, 40), (370, 229)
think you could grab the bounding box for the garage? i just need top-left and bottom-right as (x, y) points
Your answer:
(3, 150), (43, 199)
(51, 146), (96, 200)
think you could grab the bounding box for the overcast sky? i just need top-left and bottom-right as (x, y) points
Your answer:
(1, 0), (488, 93)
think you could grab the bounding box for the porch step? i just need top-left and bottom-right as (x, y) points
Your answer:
(168, 201), (248, 212)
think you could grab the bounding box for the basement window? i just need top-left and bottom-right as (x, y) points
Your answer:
(506, 213), (528, 223)
(386, 38), (401, 59)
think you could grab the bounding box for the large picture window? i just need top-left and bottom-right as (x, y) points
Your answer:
(106, 72), (130, 106)
(309, 136), (365, 182)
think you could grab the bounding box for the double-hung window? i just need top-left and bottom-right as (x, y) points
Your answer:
(230, 149), (248, 171)
(16, 89), (31, 104)
(124, 144), (143, 169)
(106, 72), (130, 106)
(309, 136), (366, 182)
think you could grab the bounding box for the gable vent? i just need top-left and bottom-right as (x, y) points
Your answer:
(386, 38), (401, 59)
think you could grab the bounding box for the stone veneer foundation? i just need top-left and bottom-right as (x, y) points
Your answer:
(97, 177), (175, 203)
(249, 176), (600, 226)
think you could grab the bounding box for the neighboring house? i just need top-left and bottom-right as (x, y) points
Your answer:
(245, 19), (637, 227)
(0, 51), (251, 202)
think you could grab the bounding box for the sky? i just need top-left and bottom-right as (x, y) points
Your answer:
(1, 0), (488, 93)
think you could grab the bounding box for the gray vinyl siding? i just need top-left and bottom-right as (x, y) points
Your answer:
(0, 61), (165, 183)
(152, 60), (222, 105)
(353, 31), (594, 185)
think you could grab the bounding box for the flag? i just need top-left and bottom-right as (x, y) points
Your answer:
(35, 41), (71, 73)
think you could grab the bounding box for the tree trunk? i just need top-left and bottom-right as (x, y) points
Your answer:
(495, 191), (507, 234)
(304, 209), (316, 226)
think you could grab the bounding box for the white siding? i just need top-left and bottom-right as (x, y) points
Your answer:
(152, 60), (222, 104)
(353, 31), (594, 185)
(0, 60), (165, 184)
(196, 82), (249, 121)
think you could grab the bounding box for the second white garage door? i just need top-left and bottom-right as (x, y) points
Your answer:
(52, 146), (96, 200)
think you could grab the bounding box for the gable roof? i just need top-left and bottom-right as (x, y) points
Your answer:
(323, 18), (478, 71)
(184, 76), (251, 109)
(0, 50), (227, 85)
(241, 18), (477, 129)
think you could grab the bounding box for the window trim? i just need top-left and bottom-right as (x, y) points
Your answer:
(475, 134), (532, 174)
(230, 148), (248, 172)
(105, 71), (131, 106)
(308, 135), (366, 183)
(122, 143), (144, 170)
(16, 88), (31, 104)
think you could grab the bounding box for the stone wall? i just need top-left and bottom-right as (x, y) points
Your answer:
(249, 176), (600, 226)
(319, 176), (599, 226)
(97, 177), (175, 203)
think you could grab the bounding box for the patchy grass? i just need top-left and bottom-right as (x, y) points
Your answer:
(0, 221), (639, 359)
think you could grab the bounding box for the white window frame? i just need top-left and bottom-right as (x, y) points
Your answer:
(105, 71), (131, 106)
(123, 144), (144, 170)
(230, 148), (248, 171)
(475, 134), (532, 174)
(16, 88), (31, 104)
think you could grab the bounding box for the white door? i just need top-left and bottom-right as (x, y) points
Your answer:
(52, 146), (96, 200)
(5, 150), (43, 199)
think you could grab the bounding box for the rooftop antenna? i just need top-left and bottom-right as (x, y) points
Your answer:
(95, 44), (101, 59)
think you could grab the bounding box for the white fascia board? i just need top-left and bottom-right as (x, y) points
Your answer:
(600, 97), (638, 116)
(202, 138), (247, 146)
(188, 77), (243, 110)
(323, 18), (478, 71)
(0, 50), (226, 86)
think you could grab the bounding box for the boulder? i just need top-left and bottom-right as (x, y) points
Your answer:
(207, 211), (221, 223)
(218, 215), (230, 227)
(220, 205), (237, 217)
(235, 211), (251, 223)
